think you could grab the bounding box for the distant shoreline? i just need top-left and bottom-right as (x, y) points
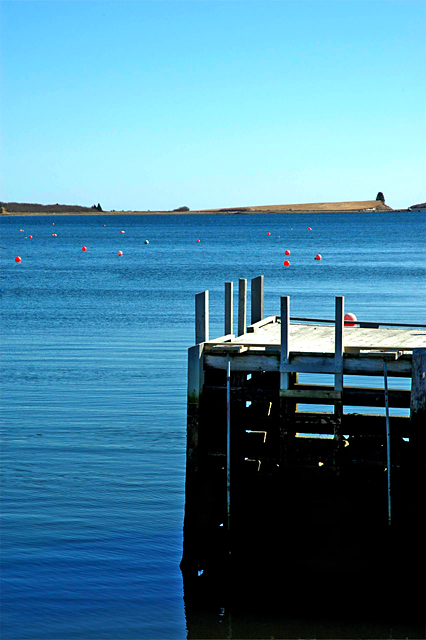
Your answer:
(0, 199), (402, 216)
(1, 208), (412, 217)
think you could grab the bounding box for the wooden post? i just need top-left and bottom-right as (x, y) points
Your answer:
(280, 296), (290, 392)
(226, 354), (231, 540)
(225, 281), (233, 336)
(410, 348), (426, 520)
(411, 348), (426, 425)
(279, 296), (295, 469)
(334, 297), (344, 466)
(383, 359), (392, 526)
(251, 275), (264, 324)
(410, 349), (426, 470)
(195, 291), (209, 344)
(238, 278), (247, 336)
(181, 343), (205, 575)
(334, 296), (344, 394)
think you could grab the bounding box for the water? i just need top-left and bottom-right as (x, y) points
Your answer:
(1, 212), (425, 639)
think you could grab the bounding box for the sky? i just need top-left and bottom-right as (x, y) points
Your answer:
(0, 0), (425, 211)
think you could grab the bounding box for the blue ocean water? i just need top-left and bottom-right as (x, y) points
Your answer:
(1, 212), (425, 639)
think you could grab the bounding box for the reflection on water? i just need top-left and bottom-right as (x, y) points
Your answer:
(1, 212), (425, 639)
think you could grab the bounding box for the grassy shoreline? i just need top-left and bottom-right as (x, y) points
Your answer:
(1, 200), (395, 216)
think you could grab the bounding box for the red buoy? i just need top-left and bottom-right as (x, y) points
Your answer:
(52, 233), (57, 237)
(196, 239), (200, 242)
(267, 232), (271, 236)
(19, 229), (24, 232)
(314, 254), (322, 260)
(283, 260), (290, 266)
(344, 312), (357, 327)
(15, 256), (22, 262)
(120, 230), (125, 234)
(117, 251), (123, 256)
(308, 227), (312, 231)
(82, 246), (87, 251)
(28, 235), (33, 239)
(284, 250), (291, 255)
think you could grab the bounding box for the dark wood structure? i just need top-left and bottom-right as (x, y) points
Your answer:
(181, 276), (426, 619)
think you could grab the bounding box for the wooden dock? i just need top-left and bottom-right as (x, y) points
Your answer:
(181, 276), (426, 617)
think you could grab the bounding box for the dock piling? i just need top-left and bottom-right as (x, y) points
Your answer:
(251, 275), (264, 324)
(238, 279), (247, 336)
(195, 291), (209, 344)
(225, 282), (233, 336)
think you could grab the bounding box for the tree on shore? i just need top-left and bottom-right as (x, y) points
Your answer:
(376, 192), (385, 203)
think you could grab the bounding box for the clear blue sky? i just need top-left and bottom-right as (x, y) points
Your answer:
(1, 0), (425, 211)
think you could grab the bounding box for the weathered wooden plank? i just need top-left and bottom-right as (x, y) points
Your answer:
(206, 334), (235, 344)
(281, 389), (342, 401)
(218, 321), (426, 353)
(205, 384), (411, 408)
(293, 412), (410, 436)
(247, 315), (278, 333)
(204, 351), (413, 376)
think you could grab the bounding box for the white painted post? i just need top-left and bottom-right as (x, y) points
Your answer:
(238, 279), (247, 336)
(195, 291), (209, 344)
(225, 281), (233, 336)
(251, 275), (264, 324)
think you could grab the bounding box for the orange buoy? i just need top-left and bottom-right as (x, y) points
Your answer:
(344, 312), (357, 327)
(117, 251), (123, 256)
(308, 227), (312, 230)
(82, 246), (87, 251)
(15, 256), (22, 262)
(52, 222), (55, 225)
(285, 250), (291, 255)
(283, 259), (290, 266)
(314, 254), (322, 260)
